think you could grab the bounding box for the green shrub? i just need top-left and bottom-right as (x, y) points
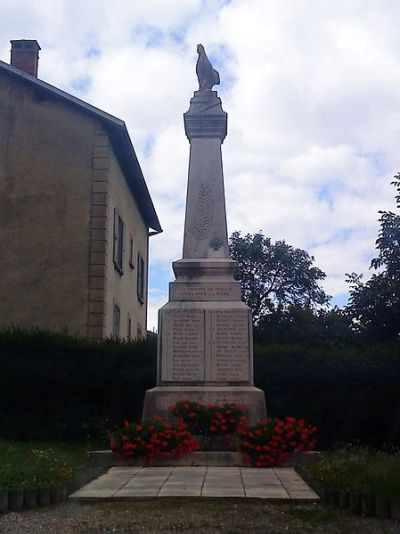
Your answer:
(254, 342), (400, 448)
(0, 328), (157, 442)
(0, 439), (88, 490)
(308, 447), (400, 497)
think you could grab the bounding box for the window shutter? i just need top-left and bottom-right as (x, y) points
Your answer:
(113, 209), (119, 264)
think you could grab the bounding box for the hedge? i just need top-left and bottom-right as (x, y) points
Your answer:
(0, 329), (156, 442)
(0, 328), (399, 448)
(254, 343), (400, 448)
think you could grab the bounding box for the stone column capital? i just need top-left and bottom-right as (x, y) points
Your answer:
(184, 90), (227, 142)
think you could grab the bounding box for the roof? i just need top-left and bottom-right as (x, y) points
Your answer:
(0, 59), (162, 234)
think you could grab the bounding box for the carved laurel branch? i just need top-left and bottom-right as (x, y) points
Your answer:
(190, 182), (214, 241)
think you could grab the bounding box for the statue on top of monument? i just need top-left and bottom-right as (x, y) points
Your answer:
(196, 44), (220, 91)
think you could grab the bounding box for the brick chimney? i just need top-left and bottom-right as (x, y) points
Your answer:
(10, 40), (41, 77)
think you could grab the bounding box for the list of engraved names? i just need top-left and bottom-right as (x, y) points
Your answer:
(208, 310), (249, 381)
(161, 308), (250, 383)
(162, 309), (204, 381)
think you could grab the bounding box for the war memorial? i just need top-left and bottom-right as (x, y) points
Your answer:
(143, 44), (267, 424)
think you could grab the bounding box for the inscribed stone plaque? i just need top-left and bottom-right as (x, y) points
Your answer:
(170, 282), (241, 301)
(205, 309), (250, 382)
(161, 309), (205, 382)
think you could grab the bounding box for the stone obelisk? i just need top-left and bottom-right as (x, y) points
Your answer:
(143, 44), (266, 424)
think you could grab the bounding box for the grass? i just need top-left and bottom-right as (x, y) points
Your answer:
(308, 447), (400, 497)
(0, 439), (89, 490)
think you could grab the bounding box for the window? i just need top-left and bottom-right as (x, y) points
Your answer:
(113, 209), (124, 273)
(127, 314), (132, 341)
(113, 304), (121, 338)
(137, 252), (145, 303)
(129, 237), (134, 269)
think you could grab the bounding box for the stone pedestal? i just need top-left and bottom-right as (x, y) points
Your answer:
(143, 57), (266, 425)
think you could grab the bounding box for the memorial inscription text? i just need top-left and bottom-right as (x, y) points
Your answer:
(162, 309), (204, 381)
(206, 309), (250, 381)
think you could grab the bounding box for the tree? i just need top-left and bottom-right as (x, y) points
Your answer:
(346, 177), (400, 342)
(229, 231), (330, 324)
(254, 305), (352, 346)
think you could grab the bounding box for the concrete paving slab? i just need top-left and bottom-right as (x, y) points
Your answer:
(124, 480), (165, 488)
(242, 478), (282, 486)
(282, 483), (312, 491)
(115, 488), (160, 497)
(245, 487), (290, 499)
(70, 488), (117, 499)
(159, 488), (202, 497)
(170, 468), (206, 473)
(169, 470), (206, 480)
(202, 487), (245, 497)
(82, 481), (125, 491)
(241, 476), (281, 484)
(108, 466), (141, 473)
(69, 466), (319, 502)
(287, 490), (320, 500)
(166, 481), (203, 488)
(135, 467), (173, 476)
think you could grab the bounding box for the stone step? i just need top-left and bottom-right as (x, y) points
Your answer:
(88, 450), (320, 468)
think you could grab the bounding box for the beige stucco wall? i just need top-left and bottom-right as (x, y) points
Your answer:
(104, 149), (149, 339)
(0, 73), (96, 335)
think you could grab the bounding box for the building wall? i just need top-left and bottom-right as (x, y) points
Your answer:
(86, 129), (149, 340)
(105, 148), (149, 339)
(0, 73), (96, 335)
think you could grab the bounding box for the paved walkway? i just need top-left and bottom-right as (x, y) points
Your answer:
(70, 466), (319, 501)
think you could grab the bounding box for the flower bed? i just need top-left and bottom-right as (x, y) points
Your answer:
(170, 400), (317, 467)
(0, 439), (95, 512)
(170, 400), (247, 436)
(110, 416), (199, 463)
(238, 416), (317, 467)
(303, 447), (400, 520)
(110, 403), (318, 469)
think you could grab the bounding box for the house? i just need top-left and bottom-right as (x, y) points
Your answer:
(0, 40), (162, 340)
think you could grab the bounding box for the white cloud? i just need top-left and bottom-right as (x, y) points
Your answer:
(2, 0), (399, 330)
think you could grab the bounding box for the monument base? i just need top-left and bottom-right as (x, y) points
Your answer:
(142, 386), (267, 425)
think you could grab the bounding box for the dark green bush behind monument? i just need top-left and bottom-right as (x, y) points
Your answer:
(0, 328), (398, 448)
(0, 328), (156, 442)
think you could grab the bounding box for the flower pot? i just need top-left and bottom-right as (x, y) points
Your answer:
(0, 490), (8, 512)
(60, 485), (68, 502)
(361, 494), (375, 517)
(24, 489), (38, 509)
(37, 488), (51, 507)
(390, 498), (400, 520)
(8, 490), (24, 511)
(338, 491), (349, 509)
(66, 479), (80, 494)
(375, 495), (390, 519)
(349, 492), (362, 514)
(314, 483), (324, 497)
(50, 485), (66, 504)
(325, 488), (339, 506)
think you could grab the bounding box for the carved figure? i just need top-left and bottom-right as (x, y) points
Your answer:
(196, 44), (220, 91)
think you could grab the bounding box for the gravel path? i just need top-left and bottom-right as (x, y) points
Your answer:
(1, 500), (400, 533)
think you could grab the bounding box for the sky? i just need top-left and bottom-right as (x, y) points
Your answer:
(1, 0), (399, 330)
